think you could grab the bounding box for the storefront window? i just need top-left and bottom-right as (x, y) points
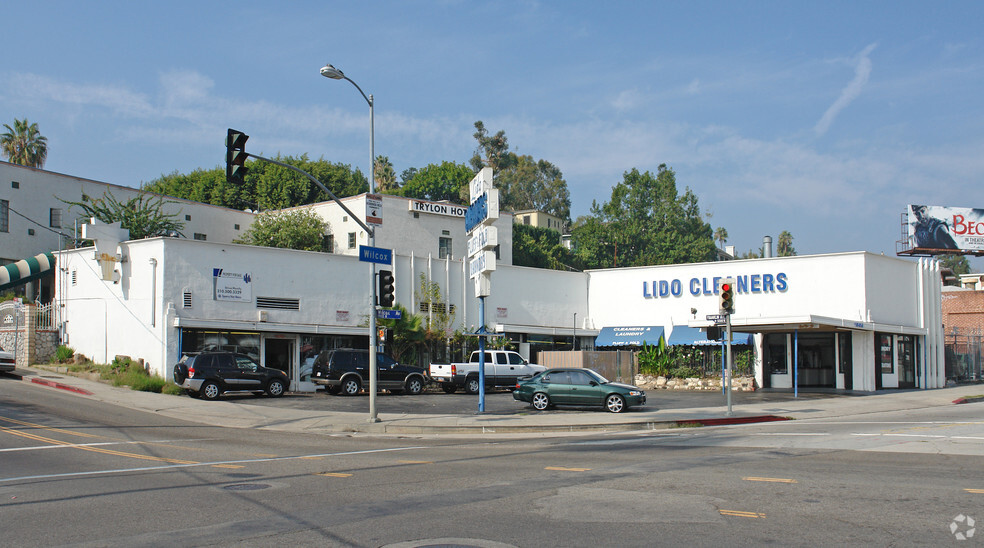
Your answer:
(877, 334), (894, 373)
(181, 329), (260, 361)
(765, 333), (788, 374)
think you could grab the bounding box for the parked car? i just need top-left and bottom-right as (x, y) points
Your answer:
(430, 350), (545, 394)
(513, 368), (646, 413)
(172, 352), (288, 400)
(0, 345), (14, 372)
(310, 348), (428, 396)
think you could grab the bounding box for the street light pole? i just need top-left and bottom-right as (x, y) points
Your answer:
(321, 62), (380, 423)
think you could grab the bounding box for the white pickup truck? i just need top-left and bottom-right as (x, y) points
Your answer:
(430, 350), (545, 394)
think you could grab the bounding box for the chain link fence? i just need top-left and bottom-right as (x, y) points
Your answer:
(946, 328), (983, 382)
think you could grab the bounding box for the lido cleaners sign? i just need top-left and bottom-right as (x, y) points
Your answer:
(642, 272), (788, 299)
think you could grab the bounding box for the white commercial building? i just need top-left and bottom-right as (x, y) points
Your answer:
(55, 217), (944, 393)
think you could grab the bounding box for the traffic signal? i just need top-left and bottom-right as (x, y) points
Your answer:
(378, 269), (395, 307)
(225, 129), (249, 184)
(719, 277), (735, 315)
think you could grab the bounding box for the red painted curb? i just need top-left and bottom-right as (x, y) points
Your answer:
(953, 398), (967, 404)
(30, 377), (93, 396)
(677, 415), (790, 427)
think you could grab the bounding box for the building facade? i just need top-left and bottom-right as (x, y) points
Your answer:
(55, 220), (944, 393)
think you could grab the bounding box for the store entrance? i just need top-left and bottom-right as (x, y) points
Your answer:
(796, 333), (836, 388)
(263, 337), (295, 391)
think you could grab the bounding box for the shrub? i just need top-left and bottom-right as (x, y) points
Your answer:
(668, 366), (702, 379)
(161, 382), (184, 395)
(53, 345), (75, 363)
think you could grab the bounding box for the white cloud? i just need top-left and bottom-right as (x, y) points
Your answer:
(814, 43), (877, 137)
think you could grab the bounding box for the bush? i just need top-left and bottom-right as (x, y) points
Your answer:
(668, 366), (702, 379)
(53, 345), (75, 363)
(161, 382), (184, 395)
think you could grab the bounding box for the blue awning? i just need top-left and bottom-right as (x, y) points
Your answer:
(667, 325), (753, 346)
(594, 326), (664, 347)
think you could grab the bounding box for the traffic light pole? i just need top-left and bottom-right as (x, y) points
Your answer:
(231, 150), (381, 421)
(725, 312), (733, 416)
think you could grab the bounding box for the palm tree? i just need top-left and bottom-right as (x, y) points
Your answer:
(1, 118), (48, 168)
(373, 155), (398, 193)
(777, 230), (796, 256)
(713, 227), (728, 249)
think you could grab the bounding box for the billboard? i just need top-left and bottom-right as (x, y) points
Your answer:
(907, 205), (984, 252)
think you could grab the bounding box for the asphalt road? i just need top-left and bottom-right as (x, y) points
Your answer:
(3, 377), (983, 547)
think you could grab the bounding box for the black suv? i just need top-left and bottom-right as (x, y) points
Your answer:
(172, 352), (288, 400)
(310, 348), (428, 396)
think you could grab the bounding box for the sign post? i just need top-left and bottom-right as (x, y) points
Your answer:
(465, 167), (497, 412)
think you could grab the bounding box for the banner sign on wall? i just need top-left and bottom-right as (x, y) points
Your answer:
(907, 204), (984, 252)
(213, 268), (252, 302)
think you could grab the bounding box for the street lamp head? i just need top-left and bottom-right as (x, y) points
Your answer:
(320, 63), (345, 80)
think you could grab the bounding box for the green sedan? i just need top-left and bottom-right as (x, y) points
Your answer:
(513, 368), (646, 413)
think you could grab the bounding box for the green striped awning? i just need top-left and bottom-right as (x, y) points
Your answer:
(0, 252), (56, 291)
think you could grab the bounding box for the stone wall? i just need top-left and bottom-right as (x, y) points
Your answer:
(635, 374), (757, 392)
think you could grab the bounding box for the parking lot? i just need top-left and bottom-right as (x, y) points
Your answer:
(221, 385), (854, 415)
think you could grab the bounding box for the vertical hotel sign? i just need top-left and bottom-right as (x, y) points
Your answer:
(466, 167), (497, 297)
(213, 268), (253, 302)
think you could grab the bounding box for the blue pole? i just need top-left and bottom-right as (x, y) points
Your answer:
(793, 330), (799, 398)
(478, 295), (486, 413)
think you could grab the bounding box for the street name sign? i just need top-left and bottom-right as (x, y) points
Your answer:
(358, 245), (392, 265)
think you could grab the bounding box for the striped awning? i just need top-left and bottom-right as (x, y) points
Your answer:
(0, 252), (56, 291)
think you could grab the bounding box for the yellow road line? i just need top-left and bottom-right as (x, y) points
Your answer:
(965, 488), (984, 494)
(720, 509), (766, 518)
(316, 472), (353, 478)
(544, 466), (592, 472)
(743, 476), (798, 484)
(0, 415), (104, 439)
(211, 464), (245, 469)
(0, 425), (197, 465)
(398, 460), (434, 464)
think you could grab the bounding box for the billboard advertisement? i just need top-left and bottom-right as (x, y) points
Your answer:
(907, 205), (984, 252)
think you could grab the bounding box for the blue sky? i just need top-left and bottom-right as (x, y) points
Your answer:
(3, 1), (983, 268)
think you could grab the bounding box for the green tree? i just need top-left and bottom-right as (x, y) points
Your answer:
(1, 118), (48, 168)
(495, 155), (571, 222)
(233, 209), (331, 252)
(512, 223), (580, 271)
(940, 255), (971, 284)
(398, 161), (474, 203)
(469, 121), (571, 222)
(571, 165), (715, 268)
(777, 230), (797, 256)
(142, 155), (368, 210)
(60, 190), (185, 241)
(377, 304), (426, 364)
(470, 120), (517, 173)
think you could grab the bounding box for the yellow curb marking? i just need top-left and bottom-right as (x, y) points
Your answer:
(720, 509), (766, 518)
(743, 477), (798, 484)
(545, 466), (592, 472)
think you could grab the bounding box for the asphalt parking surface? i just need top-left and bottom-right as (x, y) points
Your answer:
(216, 385), (858, 415)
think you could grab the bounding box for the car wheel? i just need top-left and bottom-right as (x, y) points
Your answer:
(172, 363), (188, 384)
(532, 392), (551, 411)
(201, 381), (221, 401)
(266, 379), (286, 397)
(606, 394), (626, 413)
(340, 377), (362, 396)
(465, 376), (481, 395)
(441, 383), (457, 394)
(406, 376), (424, 395)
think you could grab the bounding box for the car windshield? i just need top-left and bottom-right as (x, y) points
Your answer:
(586, 370), (610, 384)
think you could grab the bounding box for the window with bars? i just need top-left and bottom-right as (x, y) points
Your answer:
(0, 200), (8, 232)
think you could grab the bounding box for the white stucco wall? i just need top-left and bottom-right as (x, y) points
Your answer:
(0, 163), (256, 263)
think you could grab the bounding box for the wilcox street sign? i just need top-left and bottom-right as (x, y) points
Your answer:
(358, 245), (392, 265)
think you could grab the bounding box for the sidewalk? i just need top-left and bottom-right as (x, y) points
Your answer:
(11, 368), (984, 435)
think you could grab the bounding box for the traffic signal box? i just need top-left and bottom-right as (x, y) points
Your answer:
(719, 277), (735, 315)
(226, 129), (249, 184)
(378, 269), (395, 307)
